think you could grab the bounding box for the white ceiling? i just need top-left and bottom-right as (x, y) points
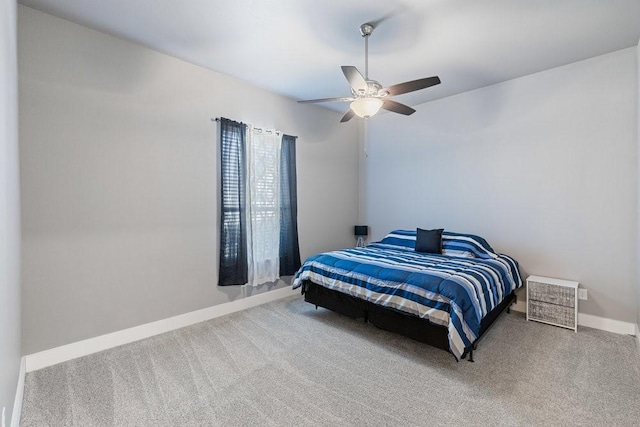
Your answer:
(19, 0), (640, 112)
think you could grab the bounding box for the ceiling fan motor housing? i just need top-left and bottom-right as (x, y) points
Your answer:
(352, 80), (385, 98)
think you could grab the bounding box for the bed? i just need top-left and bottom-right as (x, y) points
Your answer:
(292, 229), (523, 361)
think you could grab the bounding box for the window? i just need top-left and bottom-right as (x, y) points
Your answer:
(218, 118), (300, 286)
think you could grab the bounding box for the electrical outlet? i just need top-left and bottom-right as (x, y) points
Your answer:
(578, 289), (588, 300)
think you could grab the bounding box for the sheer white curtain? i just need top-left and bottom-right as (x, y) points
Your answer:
(246, 126), (281, 286)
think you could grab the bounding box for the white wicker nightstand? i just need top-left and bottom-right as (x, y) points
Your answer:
(526, 275), (578, 332)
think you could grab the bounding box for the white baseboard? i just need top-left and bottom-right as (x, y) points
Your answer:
(25, 287), (300, 373)
(11, 357), (25, 427)
(635, 324), (640, 354)
(577, 313), (637, 335)
(511, 303), (637, 335)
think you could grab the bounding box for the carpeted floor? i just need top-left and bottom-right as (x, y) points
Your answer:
(21, 296), (640, 426)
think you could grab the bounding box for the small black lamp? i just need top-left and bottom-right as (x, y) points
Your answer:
(354, 225), (369, 247)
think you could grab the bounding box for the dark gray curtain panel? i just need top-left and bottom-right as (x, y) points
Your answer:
(218, 118), (248, 286)
(279, 134), (301, 276)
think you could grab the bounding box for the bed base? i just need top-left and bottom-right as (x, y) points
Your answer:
(300, 280), (515, 362)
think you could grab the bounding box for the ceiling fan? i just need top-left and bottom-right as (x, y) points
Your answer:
(298, 22), (441, 122)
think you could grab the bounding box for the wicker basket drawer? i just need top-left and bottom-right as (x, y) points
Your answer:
(528, 300), (575, 328)
(528, 280), (575, 308)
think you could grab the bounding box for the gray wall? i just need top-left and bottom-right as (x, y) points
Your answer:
(0, 0), (22, 423)
(19, 6), (359, 354)
(363, 48), (638, 323)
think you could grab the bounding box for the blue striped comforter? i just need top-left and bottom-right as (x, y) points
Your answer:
(292, 243), (522, 360)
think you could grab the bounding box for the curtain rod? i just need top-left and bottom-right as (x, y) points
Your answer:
(212, 117), (297, 139)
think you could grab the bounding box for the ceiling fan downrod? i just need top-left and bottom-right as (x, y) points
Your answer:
(360, 23), (374, 80)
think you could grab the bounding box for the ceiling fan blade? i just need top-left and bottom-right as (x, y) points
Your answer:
(341, 66), (368, 93)
(382, 100), (416, 116)
(368, 5), (407, 28)
(298, 96), (353, 104)
(384, 76), (441, 96)
(340, 109), (355, 123)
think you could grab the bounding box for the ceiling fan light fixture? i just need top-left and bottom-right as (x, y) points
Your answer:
(350, 97), (383, 118)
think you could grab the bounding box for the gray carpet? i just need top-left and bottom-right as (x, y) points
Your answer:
(21, 296), (640, 426)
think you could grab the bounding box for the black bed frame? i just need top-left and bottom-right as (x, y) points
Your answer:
(300, 280), (515, 362)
